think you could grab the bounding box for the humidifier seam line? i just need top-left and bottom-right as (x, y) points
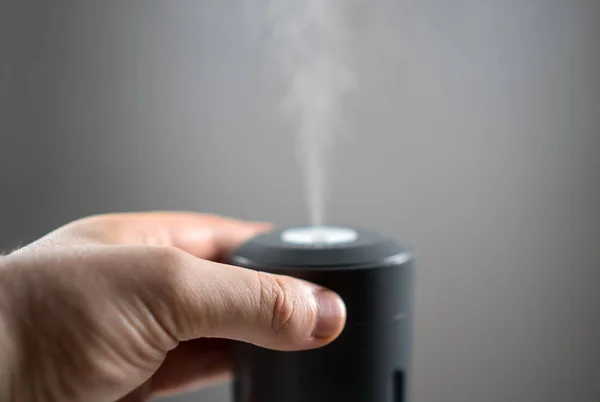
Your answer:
(230, 252), (412, 272)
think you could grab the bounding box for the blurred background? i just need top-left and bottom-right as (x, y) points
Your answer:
(1, 1), (599, 401)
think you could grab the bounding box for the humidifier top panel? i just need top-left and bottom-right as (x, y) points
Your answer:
(230, 226), (411, 270)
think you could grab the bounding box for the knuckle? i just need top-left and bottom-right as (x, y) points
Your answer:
(139, 246), (186, 302)
(64, 215), (118, 241)
(257, 272), (296, 335)
(107, 246), (185, 342)
(145, 246), (183, 273)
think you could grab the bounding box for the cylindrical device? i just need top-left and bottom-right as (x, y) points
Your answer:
(229, 226), (415, 402)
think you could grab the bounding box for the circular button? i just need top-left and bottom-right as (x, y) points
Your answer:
(281, 227), (359, 246)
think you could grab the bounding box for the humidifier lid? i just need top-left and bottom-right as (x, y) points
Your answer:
(230, 226), (410, 270)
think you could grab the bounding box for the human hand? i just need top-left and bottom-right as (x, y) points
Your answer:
(0, 212), (346, 401)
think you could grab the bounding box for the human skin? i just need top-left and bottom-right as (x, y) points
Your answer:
(0, 212), (346, 402)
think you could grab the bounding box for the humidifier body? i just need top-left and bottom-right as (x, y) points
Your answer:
(229, 226), (415, 402)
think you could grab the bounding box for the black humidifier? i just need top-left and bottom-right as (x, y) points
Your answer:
(229, 226), (415, 402)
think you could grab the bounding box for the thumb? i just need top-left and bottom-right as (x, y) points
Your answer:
(149, 248), (346, 351)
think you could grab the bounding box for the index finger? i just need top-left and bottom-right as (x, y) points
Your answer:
(32, 212), (272, 261)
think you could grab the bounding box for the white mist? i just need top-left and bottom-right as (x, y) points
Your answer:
(262, 0), (356, 226)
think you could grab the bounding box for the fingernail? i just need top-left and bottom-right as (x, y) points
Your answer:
(313, 290), (346, 340)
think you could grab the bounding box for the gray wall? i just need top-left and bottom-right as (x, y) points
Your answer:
(1, 1), (599, 401)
